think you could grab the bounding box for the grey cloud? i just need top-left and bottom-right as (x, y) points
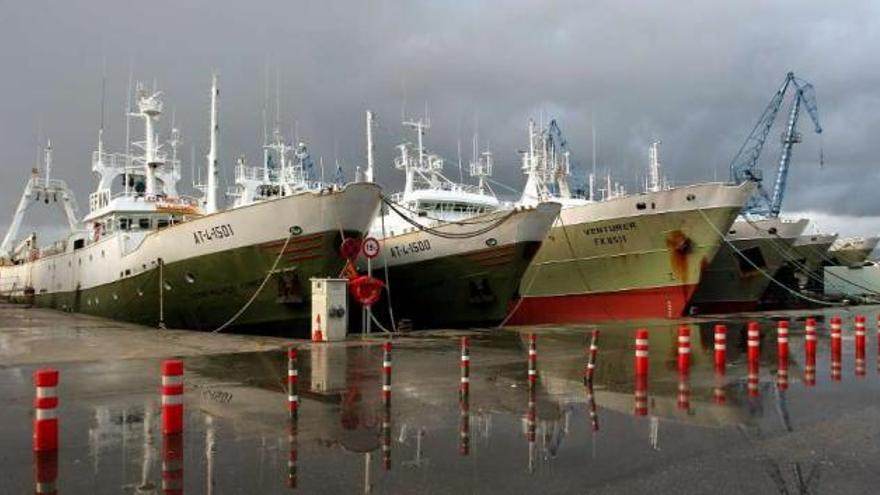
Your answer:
(2, 0), (879, 234)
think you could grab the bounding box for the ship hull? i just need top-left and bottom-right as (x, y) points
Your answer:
(507, 183), (753, 323)
(1, 183), (382, 333)
(364, 203), (560, 329)
(688, 217), (808, 314)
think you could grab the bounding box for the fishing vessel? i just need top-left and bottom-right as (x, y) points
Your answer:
(688, 216), (808, 313)
(829, 236), (879, 266)
(363, 113), (560, 329)
(506, 122), (754, 323)
(0, 76), (381, 332)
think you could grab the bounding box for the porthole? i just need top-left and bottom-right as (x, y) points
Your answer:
(185, 273), (196, 284)
(163, 281), (172, 291)
(636, 202), (647, 210)
(137, 288), (144, 297)
(768, 227), (778, 235)
(686, 194), (696, 201)
(112, 293), (119, 300)
(485, 238), (498, 247)
(101, 250), (105, 258)
(289, 225), (303, 236)
(89, 254), (93, 261)
(94, 297), (99, 305)
(78, 259), (82, 266)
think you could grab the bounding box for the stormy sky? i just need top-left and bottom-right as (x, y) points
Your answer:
(2, 0), (879, 239)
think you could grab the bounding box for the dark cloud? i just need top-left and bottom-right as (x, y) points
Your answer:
(2, 0), (878, 236)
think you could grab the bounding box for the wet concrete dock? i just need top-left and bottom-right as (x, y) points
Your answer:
(3, 302), (880, 493)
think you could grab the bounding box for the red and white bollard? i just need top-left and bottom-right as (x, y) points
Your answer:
(162, 431), (184, 495)
(288, 347), (299, 418)
(460, 336), (470, 397)
(161, 359), (184, 435)
(634, 329), (649, 377)
(804, 318), (817, 386)
(33, 369), (59, 452)
(677, 325), (691, 375)
(584, 330), (600, 384)
(714, 324), (727, 372)
(831, 316), (842, 382)
(747, 322), (760, 397)
(527, 380), (537, 473)
(634, 328), (649, 416)
(776, 320), (789, 390)
(382, 342), (392, 404)
(747, 321), (761, 367)
(527, 334), (537, 390)
(855, 315), (866, 377)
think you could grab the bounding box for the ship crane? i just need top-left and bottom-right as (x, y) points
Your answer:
(729, 71), (823, 217)
(0, 141), (82, 258)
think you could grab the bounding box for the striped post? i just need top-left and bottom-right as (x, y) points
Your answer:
(382, 342), (392, 405)
(527, 334), (537, 391)
(161, 360), (184, 435)
(676, 372), (690, 411)
(747, 322), (760, 398)
(677, 325), (691, 375)
(714, 324), (727, 372)
(831, 316), (842, 382)
(776, 320), (789, 390)
(634, 328), (649, 416)
(804, 318), (817, 386)
(584, 330), (600, 384)
(460, 337), (470, 398)
(747, 321), (761, 367)
(634, 329), (649, 377)
(855, 315), (866, 377)
(33, 451), (58, 495)
(33, 369), (59, 452)
(161, 433), (184, 495)
(288, 347), (299, 418)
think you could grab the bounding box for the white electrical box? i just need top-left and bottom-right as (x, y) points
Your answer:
(310, 278), (348, 342)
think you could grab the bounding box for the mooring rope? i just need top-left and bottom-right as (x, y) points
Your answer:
(211, 230), (295, 333)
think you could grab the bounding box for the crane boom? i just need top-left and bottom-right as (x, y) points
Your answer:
(729, 72), (822, 216)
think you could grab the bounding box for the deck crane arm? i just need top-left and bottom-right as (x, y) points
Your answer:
(729, 72), (795, 185)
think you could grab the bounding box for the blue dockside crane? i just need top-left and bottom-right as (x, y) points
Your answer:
(729, 72), (823, 217)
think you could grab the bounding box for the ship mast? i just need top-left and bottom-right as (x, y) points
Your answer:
(365, 110), (375, 183)
(648, 141), (662, 193)
(204, 73), (220, 214)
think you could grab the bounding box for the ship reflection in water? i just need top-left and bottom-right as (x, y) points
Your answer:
(37, 310), (880, 493)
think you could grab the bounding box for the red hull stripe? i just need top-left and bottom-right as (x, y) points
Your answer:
(506, 284), (698, 324)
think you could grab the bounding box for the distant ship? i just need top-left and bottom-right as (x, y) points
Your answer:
(0, 76), (381, 332)
(360, 113), (560, 329)
(789, 231), (838, 291)
(829, 236), (879, 266)
(506, 121), (754, 323)
(688, 217), (808, 313)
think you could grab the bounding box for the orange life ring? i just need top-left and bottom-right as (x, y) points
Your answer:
(349, 275), (384, 307)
